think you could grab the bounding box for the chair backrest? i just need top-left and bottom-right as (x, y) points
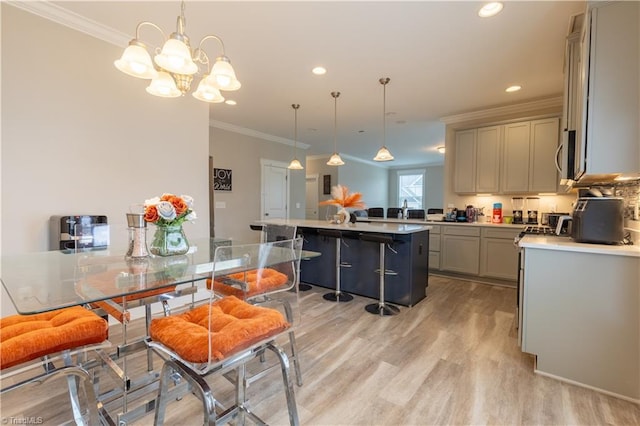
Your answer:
(352, 209), (368, 218)
(207, 237), (303, 369)
(261, 224), (297, 243)
(407, 209), (425, 219)
(387, 207), (401, 218)
(368, 207), (384, 218)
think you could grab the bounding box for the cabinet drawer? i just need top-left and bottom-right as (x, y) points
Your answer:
(428, 225), (441, 234)
(429, 234), (441, 252)
(443, 226), (481, 237)
(481, 227), (521, 240)
(428, 251), (440, 270)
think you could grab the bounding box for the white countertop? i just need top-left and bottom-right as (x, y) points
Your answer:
(519, 235), (640, 257)
(257, 219), (430, 234)
(359, 217), (526, 230)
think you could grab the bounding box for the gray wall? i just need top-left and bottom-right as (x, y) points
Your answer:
(307, 156), (389, 219)
(209, 128), (306, 243)
(1, 6), (210, 313)
(388, 165), (444, 211)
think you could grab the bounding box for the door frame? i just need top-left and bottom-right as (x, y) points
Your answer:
(260, 159), (290, 220)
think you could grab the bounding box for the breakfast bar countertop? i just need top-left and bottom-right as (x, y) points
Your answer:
(257, 219), (430, 234)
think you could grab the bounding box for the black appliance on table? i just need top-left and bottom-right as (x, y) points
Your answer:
(50, 215), (108, 251)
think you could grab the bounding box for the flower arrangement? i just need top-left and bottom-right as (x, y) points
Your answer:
(144, 193), (197, 227)
(319, 184), (366, 209)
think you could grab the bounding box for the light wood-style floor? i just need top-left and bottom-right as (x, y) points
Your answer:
(2, 276), (639, 425)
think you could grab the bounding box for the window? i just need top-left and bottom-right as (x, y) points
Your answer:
(397, 170), (424, 209)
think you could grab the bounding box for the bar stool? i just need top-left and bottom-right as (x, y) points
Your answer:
(318, 229), (354, 302)
(360, 233), (400, 316)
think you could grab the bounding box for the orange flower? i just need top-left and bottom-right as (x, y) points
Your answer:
(170, 196), (188, 216)
(319, 184), (366, 209)
(144, 205), (159, 223)
(160, 193), (176, 202)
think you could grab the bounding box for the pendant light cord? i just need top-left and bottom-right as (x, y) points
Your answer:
(331, 91), (340, 153)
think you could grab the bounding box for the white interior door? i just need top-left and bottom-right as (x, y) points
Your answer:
(261, 160), (289, 220)
(305, 174), (319, 219)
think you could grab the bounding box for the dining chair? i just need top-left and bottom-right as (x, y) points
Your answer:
(0, 306), (109, 425)
(148, 237), (303, 425)
(368, 207), (384, 218)
(387, 207), (401, 218)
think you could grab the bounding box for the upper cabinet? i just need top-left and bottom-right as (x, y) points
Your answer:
(568, 1), (639, 181)
(454, 118), (559, 194)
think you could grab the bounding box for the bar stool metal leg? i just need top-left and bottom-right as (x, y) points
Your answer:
(363, 236), (399, 316)
(321, 230), (353, 302)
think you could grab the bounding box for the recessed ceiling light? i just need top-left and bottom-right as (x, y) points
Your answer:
(478, 2), (504, 18)
(505, 85), (522, 93)
(225, 99), (237, 105)
(312, 66), (327, 75)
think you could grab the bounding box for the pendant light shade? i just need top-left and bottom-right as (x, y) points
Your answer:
(288, 104), (304, 170)
(327, 91), (345, 166)
(373, 77), (394, 162)
(114, 1), (241, 101)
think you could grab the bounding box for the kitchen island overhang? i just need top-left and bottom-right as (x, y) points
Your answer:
(256, 219), (431, 306)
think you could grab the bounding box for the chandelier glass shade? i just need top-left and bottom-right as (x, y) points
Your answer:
(327, 91), (345, 166)
(114, 1), (240, 103)
(288, 104), (304, 170)
(373, 77), (395, 162)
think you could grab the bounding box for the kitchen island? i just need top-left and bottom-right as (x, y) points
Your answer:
(257, 219), (430, 306)
(519, 235), (640, 402)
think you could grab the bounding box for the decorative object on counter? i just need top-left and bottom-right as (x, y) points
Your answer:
(144, 193), (196, 256)
(492, 202), (503, 223)
(402, 199), (408, 219)
(125, 213), (149, 259)
(287, 104), (304, 170)
(466, 205), (476, 223)
(327, 92), (345, 166)
(373, 77), (394, 162)
(114, 0), (241, 102)
(319, 184), (366, 224)
(503, 216), (514, 224)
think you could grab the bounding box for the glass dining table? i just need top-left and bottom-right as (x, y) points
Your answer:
(1, 238), (236, 315)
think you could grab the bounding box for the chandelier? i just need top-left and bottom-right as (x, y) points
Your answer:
(114, 1), (241, 103)
(327, 91), (345, 166)
(288, 104), (304, 170)
(373, 77), (394, 162)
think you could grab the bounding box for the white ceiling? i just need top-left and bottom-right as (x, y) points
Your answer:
(44, 1), (585, 167)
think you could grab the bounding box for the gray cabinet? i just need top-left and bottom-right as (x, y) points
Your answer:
(440, 226), (480, 275)
(502, 118), (560, 194)
(428, 225), (441, 270)
(521, 247), (640, 400)
(576, 1), (639, 178)
(479, 228), (519, 280)
(476, 126), (502, 193)
(453, 129), (477, 193)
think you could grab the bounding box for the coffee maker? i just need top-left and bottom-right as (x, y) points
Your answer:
(50, 215), (108, 251)
(511, 197), (524, 224)
(526, 197), (540, 225)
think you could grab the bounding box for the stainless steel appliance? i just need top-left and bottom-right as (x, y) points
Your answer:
(50, 215), (108, 251)
(569, 197), (624, 244)
(511, 197), (524, 224)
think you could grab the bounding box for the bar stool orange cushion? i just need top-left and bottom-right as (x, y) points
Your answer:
(206, 268), (288, 298)
(0, 306), (109, 370)
(149, 296), (289, 364)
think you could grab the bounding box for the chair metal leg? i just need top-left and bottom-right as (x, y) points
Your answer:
(266, 342), (299, 426)
(282, 300), (303, 386)
(154, 359), (219, 426)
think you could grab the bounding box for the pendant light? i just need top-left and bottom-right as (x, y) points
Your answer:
(373, 77), (395, 162)
(327, 91), (345, 166)
(288, 104), (304, 170)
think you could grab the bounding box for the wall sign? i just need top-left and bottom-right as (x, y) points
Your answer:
(213, 168), (232, 191)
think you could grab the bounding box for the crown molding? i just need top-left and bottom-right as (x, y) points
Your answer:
(210, 120), (310, 150)
(6, 1), (130, 47)
(440, 96), (563, 125)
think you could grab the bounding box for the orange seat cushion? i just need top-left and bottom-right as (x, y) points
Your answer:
(0, 306), (109, 370)
(149, 296), (289, 364)
(206, 268), (288, 298)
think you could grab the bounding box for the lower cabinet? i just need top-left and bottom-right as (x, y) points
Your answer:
(479, 228), (520, 280)
(428, 225), (441, 270)
(440, 226), (480, 275)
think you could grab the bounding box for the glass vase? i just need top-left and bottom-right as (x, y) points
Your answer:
(149, 224), (189, 257)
